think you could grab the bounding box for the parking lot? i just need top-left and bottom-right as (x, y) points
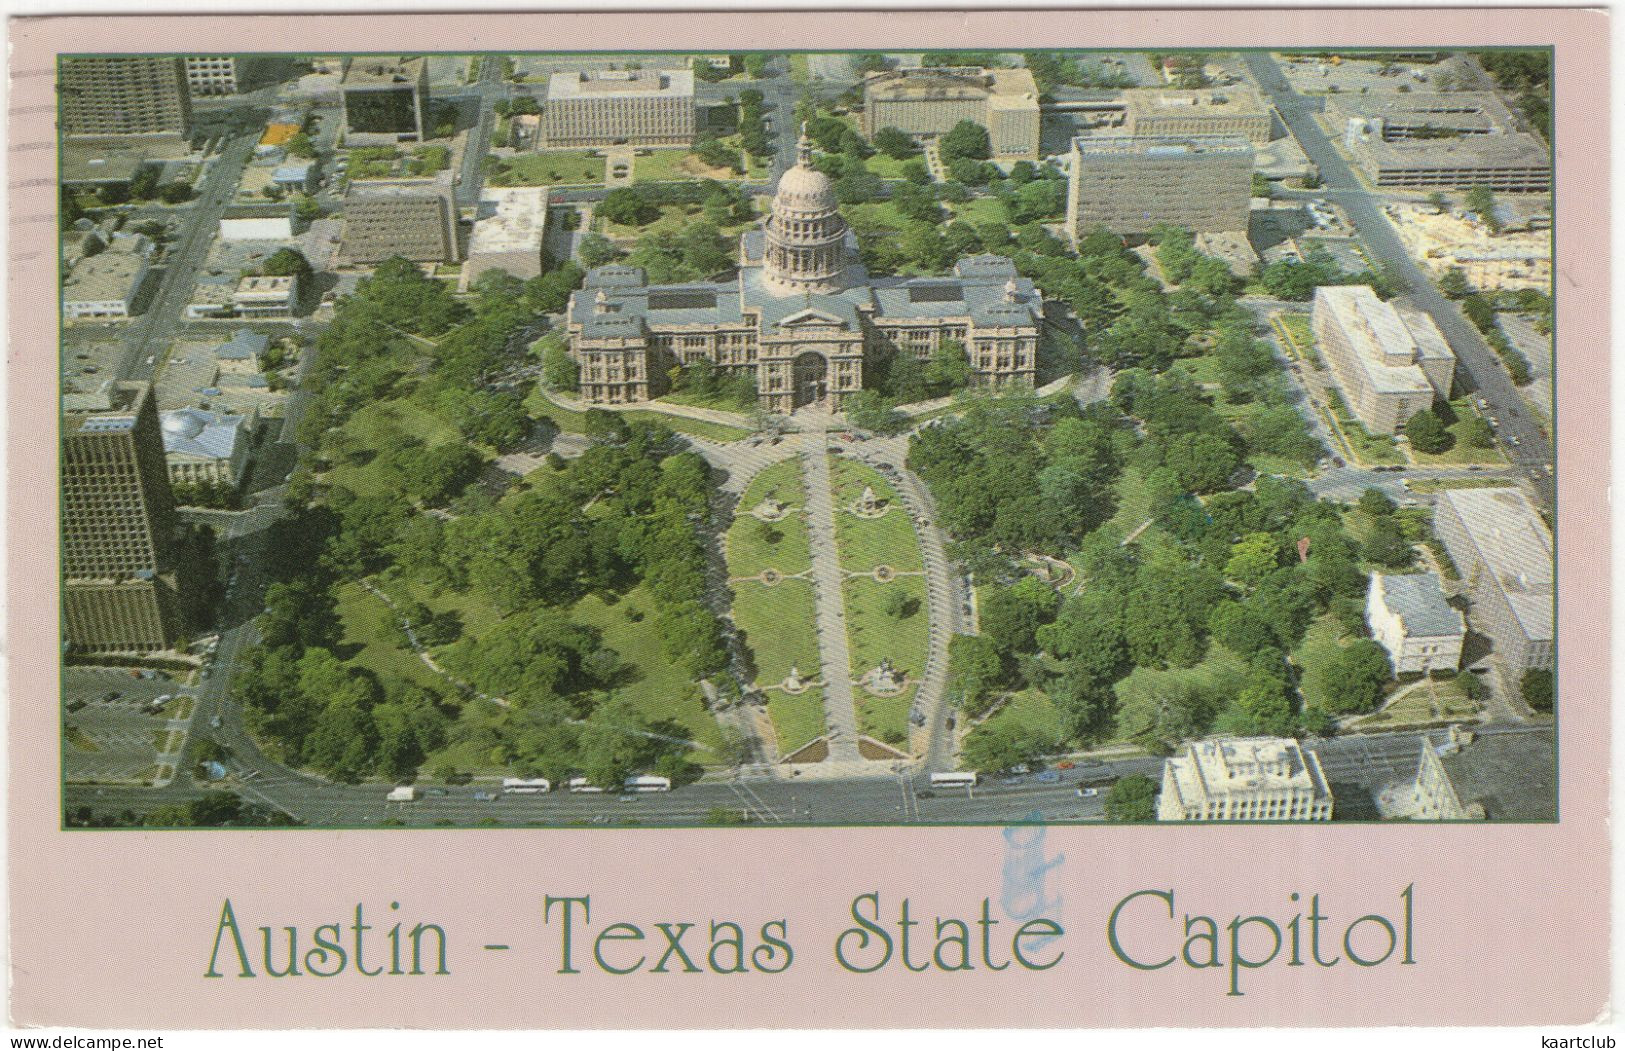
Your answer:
(63, 666), (197, 786)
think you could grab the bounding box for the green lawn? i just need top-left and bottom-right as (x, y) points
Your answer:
(856, 683), (914, 749)
(632, 147), (755, 184)
(731, 577), (821, 687)
(526, 387), (752, 443)
(948, 197), (1008, 226)
(961, 686), (1070, 757)
(658, 386), (756, 413)
(569, 587), (728, 759)
(1408, 397), (1510, 467)
(331, 580), (450, 692)
(727, 511), (812, 578)
(1274, 313), (1316, 363)
(767, 687), (826, 756)
(829, 458), (922, 572)
(1352, 677), (1477, 729)
(489, 151), (605, 187)
(1291, 613), (1366, 714)
(844, 574), (930, 684)
(321, 396), (464, 497)
(865, 152), (919, 180)
(841, 201), (910, 232)
(727, 461), (811, 576)
(789, 54), (811, 83)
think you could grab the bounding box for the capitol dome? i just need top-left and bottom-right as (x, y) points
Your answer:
(762, 126), (851, 296)
(773, 158), (838, 214)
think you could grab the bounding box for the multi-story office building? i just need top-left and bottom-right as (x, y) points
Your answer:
(338, 173), (460, 265)
(60, 57), (191, 137)
(184, 56), (239, 96)
(541, 70), (696, 148)
(566, 131), (1041, 415)
(1432, 488), (1554, 673)
(1311, 284), (1456, 434)
(1366, 571), (1466, 675)
(1410, 726), (1556, 821)
(1158, 737), (1335, 822)
(460, 187), (550, 290)
(62, 236), (152, 320)
(860, 67), (1041, 160)
(340, 57), (430, 144)
(61, 382), (180, 654)
(1066, 135), (1254, 238)
(1122, 87), (1274, 145)
(1337, 93), (1550, 192)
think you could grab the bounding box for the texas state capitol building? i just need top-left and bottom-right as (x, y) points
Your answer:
(566, 131), (1042, 414)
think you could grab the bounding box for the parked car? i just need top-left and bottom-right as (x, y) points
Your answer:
(1078, 787), (1100, 798)
(1035, 771), (1061, 785)
(472, 791), (497, 802)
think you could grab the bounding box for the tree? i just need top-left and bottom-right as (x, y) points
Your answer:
(1225, 532), (1281, 590)
(742, 54), (769, 79)
(872, 126), (918, 160)
(1104, 774), (1157, 822)
(283, 132), (317, 158)
(947, 634), (1008, 716)
(1316, 639), (1393, 714)
(599, 187), (655, 227)
(158, 181), (193, 204)
(577, 233), (618, 269)
(884, 589), (918, 620)
(1358, 487), (1397, 517)
(262, 247), (312, 278)
(1464, 185), (1500, 233)
(1403, 407), (1453, 454)
(1362, 518), (1414, 569)
(1437, 266), (1472, 299)
(1520, 669), (1554, 712)
(938, 120), (991, 163)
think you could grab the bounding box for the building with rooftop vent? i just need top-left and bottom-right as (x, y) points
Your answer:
(460, 187), (550, 290)
(341, 57), (430, 144)
(1335, 93), (1549, 192)
(1123, 87), (1274, 145)
(1311, 284), (1456, 434)
(860, 67), (1040, 160)
(339, 173), (460, 265)
(1432, 488), (1554, 672)
(541, 69), (696, 148)
(566, 130), (1041, 414)
(60, 57), (191, 137)
(1066, 135), (1254, 239)
(1367, 571), (1465, 675)
(62, 236), (152, 320)
(61, 382), (180, 654)
(1158, 737), (1335, 822)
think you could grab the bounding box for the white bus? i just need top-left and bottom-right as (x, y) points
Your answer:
(929, 772), (978, 789)
(501, 777), (551, 795)
(566, 777), (605, 793)
(623, 775), (672, 793)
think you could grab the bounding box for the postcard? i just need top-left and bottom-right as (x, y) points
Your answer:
(7, 7), (1609, 1031)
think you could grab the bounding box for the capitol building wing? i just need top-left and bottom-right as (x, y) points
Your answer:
(566, 130), (1042, 414)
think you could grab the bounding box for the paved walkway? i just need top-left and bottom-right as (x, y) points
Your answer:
(801, 450), (863, 763)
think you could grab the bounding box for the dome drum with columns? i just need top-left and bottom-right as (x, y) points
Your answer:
(565, 126), (1043, 415)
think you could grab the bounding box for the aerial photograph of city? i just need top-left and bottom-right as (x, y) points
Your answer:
(56, 48), (1556, 829)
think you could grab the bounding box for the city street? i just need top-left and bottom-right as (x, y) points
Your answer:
(1242, 51), (1553, 507)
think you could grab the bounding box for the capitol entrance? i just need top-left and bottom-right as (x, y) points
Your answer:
(792, 351), (829, 410)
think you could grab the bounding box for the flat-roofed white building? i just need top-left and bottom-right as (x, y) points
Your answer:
(1158, 737), (1334, 822)
(1367, 571), (1465, 675)
(234, 275), (298, 317)
(460, 187), (550, 291)
(62, 236), (151, 319)
(1311, 285), (1456, 434)
(542, 69), (696, 148)
(219, 214), (295, 242)
(1432, 487), (1554, 672)
(1123, 87), (1274, 145)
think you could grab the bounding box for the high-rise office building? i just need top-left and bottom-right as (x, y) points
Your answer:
(59, 56), (191, 137)
(1066, 135), (1254, 238)
(340, 57), (430, 143)
(61, 382), (180, 653)
(184, 56), (239, 96)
